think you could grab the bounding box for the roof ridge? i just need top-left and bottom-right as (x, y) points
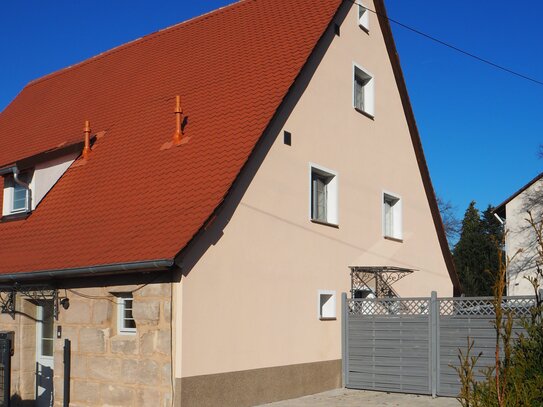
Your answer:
(25, 0), (248, 88)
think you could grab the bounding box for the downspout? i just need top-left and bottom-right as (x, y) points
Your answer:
(13, 167), (31, 212)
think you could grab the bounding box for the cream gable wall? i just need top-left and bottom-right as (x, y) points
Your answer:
(175, 0), (452, 380)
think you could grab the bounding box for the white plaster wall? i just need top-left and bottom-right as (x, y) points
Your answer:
(176, 0), (452, 379)
(505, 179), (542, 296)
(30, 152), (78, 210)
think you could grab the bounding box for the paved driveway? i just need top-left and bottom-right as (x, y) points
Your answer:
(259, 389), (460, 407)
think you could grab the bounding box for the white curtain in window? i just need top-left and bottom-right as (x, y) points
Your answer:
(354, 77), (365, 111)
(312, 175), (327, 221)
(384, 200), (393, 236)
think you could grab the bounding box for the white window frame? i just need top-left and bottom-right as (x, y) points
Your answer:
(2, 174), (31, 216)
(382, 191), (403, 240)
(308, 163), (339, 226)
(353, 63), (375, 117)
(357, 2), (369, 31)
(116, 294), (136, 335)
(317, 290), (337, 320)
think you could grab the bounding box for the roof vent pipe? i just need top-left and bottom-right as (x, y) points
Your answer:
(173, 95), (184, 145)
(83, 120), (92, 160)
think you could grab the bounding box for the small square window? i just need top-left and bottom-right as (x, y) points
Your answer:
(116, 294), (136, 334)
(383, 192), (402, 240)
(358, 4), (369, 31)
(310, 164), (338, 225)
(318, 290), (336, 320)
(353, 65), (374, 117)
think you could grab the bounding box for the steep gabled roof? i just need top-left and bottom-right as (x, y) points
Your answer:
(0, 0), (343, 276)
(0, 0), (459, 294)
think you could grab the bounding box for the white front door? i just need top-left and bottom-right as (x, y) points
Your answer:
(36, 301), (54, 407)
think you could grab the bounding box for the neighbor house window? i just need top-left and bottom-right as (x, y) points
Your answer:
(117, 294), (136, 334)
(383, 192), (402, 240)
(310, 164), (338, 225)
(353, 64), (374, 117)
(358, 3), (369, 31)
(318, 290), (336, 320)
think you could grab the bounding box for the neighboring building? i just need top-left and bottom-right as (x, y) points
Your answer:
(494, 172), (543, 296)
(0, 1), (459, 406)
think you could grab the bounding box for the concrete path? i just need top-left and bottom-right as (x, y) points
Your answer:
(259, 388), (460, 407)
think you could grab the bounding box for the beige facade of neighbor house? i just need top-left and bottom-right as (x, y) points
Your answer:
(0, 1), (458, 407)
(495, 173), (543, 296)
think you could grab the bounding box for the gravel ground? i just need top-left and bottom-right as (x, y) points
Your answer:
(259, 388), (461, 407)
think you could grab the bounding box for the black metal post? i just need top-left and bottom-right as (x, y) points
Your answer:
(63, 339), (70, 407)
(4, 339), (11, 407)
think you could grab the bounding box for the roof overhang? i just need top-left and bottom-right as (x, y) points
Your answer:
(493, 171), (543, 218)
(0, 259), (174, 284)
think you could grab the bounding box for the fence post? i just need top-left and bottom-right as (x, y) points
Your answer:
(341, 292), (348, 388)
(430, 291), (438, 398)
(63, 339), (71, 407)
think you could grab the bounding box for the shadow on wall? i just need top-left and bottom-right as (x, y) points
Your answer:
(10, 394), (37, 407)
(175, 0), (353, 281)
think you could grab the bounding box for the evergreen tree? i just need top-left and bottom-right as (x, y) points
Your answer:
(481, 205), (504, 290)
(453, 201), (501, 296)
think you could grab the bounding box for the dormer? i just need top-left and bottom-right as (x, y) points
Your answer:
(1, 143), (82, 221)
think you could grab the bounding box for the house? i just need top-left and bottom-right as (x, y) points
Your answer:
(494, 172), (543, 296)
(0, 0), (460, 406)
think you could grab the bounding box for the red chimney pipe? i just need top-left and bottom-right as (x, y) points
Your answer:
(83, 120), (91, 159)
(173, 96), (183, 145)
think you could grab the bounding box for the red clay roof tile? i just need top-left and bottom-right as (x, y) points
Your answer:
(0, 0), (342, 275)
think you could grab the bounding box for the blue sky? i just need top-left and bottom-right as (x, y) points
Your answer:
(0, 1), (541, 219)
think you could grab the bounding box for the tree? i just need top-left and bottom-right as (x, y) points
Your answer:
(454, 202), (502, 296)
(456, 210), (543, 407)
(437, 196), (461, 246)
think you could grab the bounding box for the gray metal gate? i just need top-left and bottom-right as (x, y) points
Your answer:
(342, 293), (535, 397)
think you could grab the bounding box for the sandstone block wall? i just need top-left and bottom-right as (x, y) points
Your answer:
(0, 281), (173, 407)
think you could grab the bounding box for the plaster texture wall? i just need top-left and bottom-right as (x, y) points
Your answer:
(175, 0), (452, 382)
(505, 179), (542, 296)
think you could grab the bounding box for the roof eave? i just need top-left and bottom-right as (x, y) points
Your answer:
(0, 259), (175, 284)
(492, 172), (543, 216)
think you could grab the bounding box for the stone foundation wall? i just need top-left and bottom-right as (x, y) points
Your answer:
(0, 281), (173, 407)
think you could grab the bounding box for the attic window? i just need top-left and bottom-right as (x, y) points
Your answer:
(358, 3), (369, 31)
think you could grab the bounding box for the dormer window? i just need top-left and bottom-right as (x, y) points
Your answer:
(1, 143), (82, 220)
(12, 180), (28, 212)
(2, 171), (33, 217)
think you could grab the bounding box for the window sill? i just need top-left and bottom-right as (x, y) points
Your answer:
(384, 235), (403, 243)
(359, 24), (370, 34)
(1, 212), (30, 222)
(354, 107), (374, 120)
(319, 317), (337, 321)
(114, 331), (137, 337)
(311, 219), (339, 228)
